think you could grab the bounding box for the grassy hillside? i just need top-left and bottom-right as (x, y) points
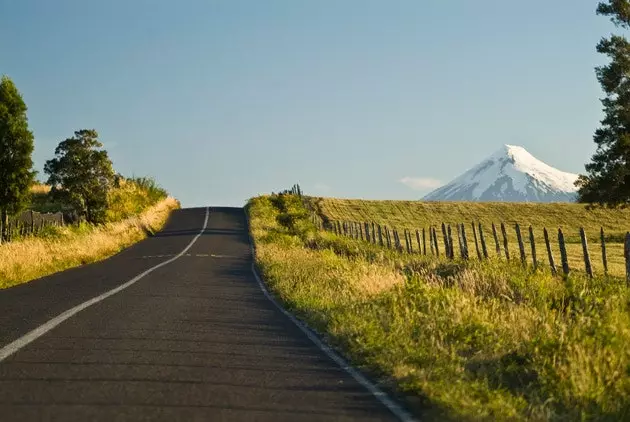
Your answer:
(310, 198), (630, 278)
(312, 198), (630, 238)
(248, 193), (630, 421)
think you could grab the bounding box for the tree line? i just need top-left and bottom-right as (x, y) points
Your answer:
(578, 1), (630, 203)
(1, 76), (123, 242)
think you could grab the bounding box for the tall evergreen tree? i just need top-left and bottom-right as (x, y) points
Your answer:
(44, 130), (115, 224)
(0, 76), (35, 241)
(577, 1), (630, 204)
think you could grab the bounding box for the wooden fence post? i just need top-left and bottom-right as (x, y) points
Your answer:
(529, 226), (537, 270)
(492, 223), (501, 257)
(372, 223), (377, 244)
(378, 225), (384, 246)
(558, 228), (570, 276)
(580, 228), (593, 278)
(478, 223), (488, 259)
(422, 228), (427, 255)
(456, 224), (464, 258)
(543, 228), (557, 276)
(30, 210), (35, 235)
(447, 224), (454, 259)
(600, 227), (608, 275)
(501, 223), (510, 261)
(404, 230), (410, 253)
(625, 233), (630, 284)
(386, 227), (392, 248)
(441, 223), (450, 259)
(432, 227), (440, 257)
(515, 224), (526, 266)
(461, 223), (469, 259)
(472, 222), (482, 260)
(408, 230), (414, 253)
(416, 230), (422, 254)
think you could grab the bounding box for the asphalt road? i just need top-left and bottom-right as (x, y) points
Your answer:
(0, 207), (405, 421)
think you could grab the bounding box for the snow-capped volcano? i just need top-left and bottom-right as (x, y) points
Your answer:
(423, 145), (579, 202)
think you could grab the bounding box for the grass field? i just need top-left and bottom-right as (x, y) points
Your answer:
(310, 198), (630, 278)
(249, 194), (630, 421)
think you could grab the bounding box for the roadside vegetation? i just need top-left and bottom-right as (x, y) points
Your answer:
(248, 193), (630, 421)
(0, 75), (179, 287)
(0, 197), (178, 289)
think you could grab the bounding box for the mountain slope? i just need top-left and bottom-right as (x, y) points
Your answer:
(424, 145), (579, 202)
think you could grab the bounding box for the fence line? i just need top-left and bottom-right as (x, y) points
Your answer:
(0, 210), (65, 244)
(320, 216), (630, 282)
(278, 186), (630, 281)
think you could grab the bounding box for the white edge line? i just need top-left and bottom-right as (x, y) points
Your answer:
(0, 207), (211, 362)
(245, 214), (417, 422)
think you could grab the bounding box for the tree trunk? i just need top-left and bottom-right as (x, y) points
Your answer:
(0, 208), (7, 242)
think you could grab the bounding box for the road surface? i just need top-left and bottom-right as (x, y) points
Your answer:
(0, 207), (407, 421)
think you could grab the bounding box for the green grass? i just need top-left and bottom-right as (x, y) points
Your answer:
(248, 194), (630, 421)
(310, 197), (630, 278)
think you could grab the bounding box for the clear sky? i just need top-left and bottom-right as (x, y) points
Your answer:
(0, 0), (615, 207)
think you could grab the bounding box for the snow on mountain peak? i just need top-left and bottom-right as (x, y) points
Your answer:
(423, 145), (579, 202)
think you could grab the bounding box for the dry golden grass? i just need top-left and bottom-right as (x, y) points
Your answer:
(0, 197), (179, 289)
(30, 184), (51, 195)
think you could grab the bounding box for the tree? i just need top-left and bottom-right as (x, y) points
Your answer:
(44, 130), (115, 224)
(0, 76), (36, 241)
(577, 1), (630, 204)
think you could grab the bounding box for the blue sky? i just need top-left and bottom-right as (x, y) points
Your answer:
(0, 0), (615, 206)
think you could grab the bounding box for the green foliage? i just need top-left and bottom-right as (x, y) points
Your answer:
(44, 129), (115, 224)
(248, 194), (630, 420)
(0, 75), (36, 239)
(578, 1), (630, 204)
(128, 176), (168, 204)
(105, 177), (168, 222)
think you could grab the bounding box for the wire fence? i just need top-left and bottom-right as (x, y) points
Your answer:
(0, 210), (65, 244)
(324, 218), (630, 281)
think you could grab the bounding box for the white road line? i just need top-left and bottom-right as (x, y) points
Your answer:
(0, 207), (210, 362)
(245, 217), (417, 422)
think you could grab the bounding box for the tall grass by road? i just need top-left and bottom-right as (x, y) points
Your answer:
(0, 197), (179, 289)
(248, 194), (630, 421)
